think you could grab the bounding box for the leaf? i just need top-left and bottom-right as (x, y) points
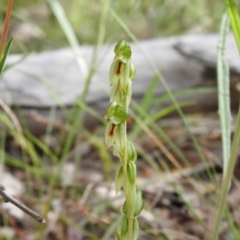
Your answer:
(122, 200), (127, 215)
(0, 37), (13, 77)
(116, 232), (121, 240)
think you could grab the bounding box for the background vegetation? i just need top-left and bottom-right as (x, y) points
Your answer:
(0, 1), (240, 240)
(0, 0), (229, 53)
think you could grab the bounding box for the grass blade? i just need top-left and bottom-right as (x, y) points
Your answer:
(210, 12), (240, 240)
(47, 0), (87, 78)
(217, 13), (231, 177)
(225, 0), (240, 52)
(209, 13), (230, 240)
(0, 37), (13, 76)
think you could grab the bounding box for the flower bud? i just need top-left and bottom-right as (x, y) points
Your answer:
(117, 215), (128, 239)
(134, 190), (143, 217)
(127, 161), (136, 187)
(127, 137), (137, 162)
(114, 40), (132, 63)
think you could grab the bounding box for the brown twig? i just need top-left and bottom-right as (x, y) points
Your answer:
(0, 0), (13, 60)
(0, 184), (46, 223)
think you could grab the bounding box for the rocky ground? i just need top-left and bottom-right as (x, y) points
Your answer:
(0, 110), (240, 240)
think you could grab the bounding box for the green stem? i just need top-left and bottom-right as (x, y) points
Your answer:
(126, 187), (135, 240)
(122, 85), (134, 240)
(0, 0), (13, 61)
(107, 41), (139, 239)
(122, 122), (132, 240)
(122, 120), (135, 239)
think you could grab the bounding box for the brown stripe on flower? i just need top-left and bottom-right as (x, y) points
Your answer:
(109, 123), (116, 137)
(116, 62), (122, 75)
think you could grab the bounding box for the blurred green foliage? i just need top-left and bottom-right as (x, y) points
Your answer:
(0, 0), (227, 52)
(0, 0), (228, 53)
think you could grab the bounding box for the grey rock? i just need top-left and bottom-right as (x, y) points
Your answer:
(1, 36), (204, 108)
(1, 34), (239, 133)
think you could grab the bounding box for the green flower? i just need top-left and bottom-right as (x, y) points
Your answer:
(114, 40), (132, 63)
(105, 122), (116, 148)
(105, 100), (127, 125)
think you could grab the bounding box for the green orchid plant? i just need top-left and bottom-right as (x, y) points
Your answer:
(105, 40), (143, 240)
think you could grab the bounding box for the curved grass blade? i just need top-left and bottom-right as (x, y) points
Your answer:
(210, 12), (240, 240)
(225, 0), (240, 52)
(0, 37), (13, 76)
